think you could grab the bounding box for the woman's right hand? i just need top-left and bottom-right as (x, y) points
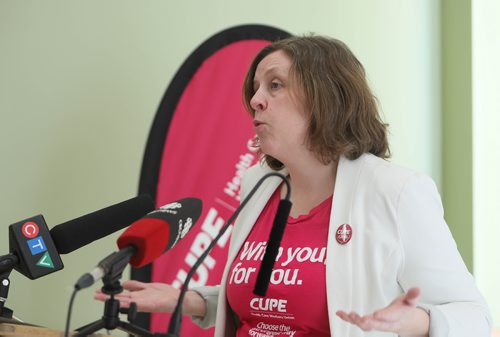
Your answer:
(94, 280), (206, 317)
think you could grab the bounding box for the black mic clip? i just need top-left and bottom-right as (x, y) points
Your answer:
(99, 247), (137, 295)
(0, 254), (17, 319)
(75, 246), (137, 292)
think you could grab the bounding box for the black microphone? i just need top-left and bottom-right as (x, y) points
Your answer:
(253, 198), (292, 296)
(166, 172), (290, 337)
(50, 194), (155, 254)
(75, 198), (202, 290)
(0, 195), (155, 280)
(1, 194), (155, 320)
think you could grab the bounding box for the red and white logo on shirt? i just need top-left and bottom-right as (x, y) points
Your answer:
(336, 224), (352, 244)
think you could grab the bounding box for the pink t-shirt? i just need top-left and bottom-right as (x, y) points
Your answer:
(226, 188), (332, 337)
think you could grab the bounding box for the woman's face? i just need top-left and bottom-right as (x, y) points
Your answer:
(250, 50), (309, 163)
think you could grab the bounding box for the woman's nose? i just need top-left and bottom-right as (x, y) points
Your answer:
(250, 90), (266, 112)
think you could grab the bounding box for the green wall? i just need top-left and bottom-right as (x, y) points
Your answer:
(441, 0), (473, 270)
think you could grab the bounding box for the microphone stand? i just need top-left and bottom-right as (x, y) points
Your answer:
(74, 247), (166, 337)
(0, 254), (18, 319)
(166, 172), (290, 337)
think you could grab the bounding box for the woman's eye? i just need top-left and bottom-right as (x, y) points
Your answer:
(270, 81), (282, 90)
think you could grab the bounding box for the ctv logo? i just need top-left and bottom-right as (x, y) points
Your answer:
(21, 221), (55, 269)
(9, 214), (63, 278)
(22, 221), (39, 238)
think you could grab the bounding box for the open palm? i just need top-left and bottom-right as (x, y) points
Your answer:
(336, 288), (429, 336)
(95, 280), (179, 313)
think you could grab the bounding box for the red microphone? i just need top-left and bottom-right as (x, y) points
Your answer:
(75, 198), (202, 289)
(117, 198), (202, 267)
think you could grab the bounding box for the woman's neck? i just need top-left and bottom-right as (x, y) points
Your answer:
(281, 157), (338, 218)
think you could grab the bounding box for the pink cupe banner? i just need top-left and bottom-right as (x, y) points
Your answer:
(136, 25), (290, 336)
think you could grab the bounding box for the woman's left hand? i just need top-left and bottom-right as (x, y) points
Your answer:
(336, 287), (429, 337)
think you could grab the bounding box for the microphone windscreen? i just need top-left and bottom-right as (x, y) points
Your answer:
(145, 197), (203, 250)
(50, 194), (155, 254)
(117, 218), (170, 267)
(116, 197), (203, 267)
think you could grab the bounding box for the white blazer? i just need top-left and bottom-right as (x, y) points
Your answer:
(193, 153), (492, 337)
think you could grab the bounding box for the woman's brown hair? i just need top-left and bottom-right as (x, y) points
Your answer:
(243, 35), (390, 170)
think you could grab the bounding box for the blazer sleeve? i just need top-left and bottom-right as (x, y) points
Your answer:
(190, 285), (220, 328)
(396, 173), (492, 337)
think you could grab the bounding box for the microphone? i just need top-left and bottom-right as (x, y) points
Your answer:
(1, 194), (155, 280)
(75, 197), (202, 290)
(253, 198), (292, 296)
(166, 173), (290, 337)
(50, 194), (155, 254)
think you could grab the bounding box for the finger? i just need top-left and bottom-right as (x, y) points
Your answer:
(112, 299), (131, 309)
(349, 312), (360, 321)
(122, 280), (147, 291)
(350, 313), (375, 331)
(349, 312), (364, 326)
(93, 293), (132, 310)
(94, 293), (109, 301)
(404, 287), (421, 306)
(339, 311), (387, 332)
(336, 311), (353, 323)
(94, 291), (128, 301)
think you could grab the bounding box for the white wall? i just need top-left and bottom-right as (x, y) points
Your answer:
(0, 0), (440, 333)
(473, 0), (500, 328)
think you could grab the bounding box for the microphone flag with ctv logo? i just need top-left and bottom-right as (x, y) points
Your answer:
(8, 215), (63, 279)
(135, 25), (290, 335)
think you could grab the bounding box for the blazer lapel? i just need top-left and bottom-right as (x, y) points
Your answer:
(326, 155), (366, 337)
